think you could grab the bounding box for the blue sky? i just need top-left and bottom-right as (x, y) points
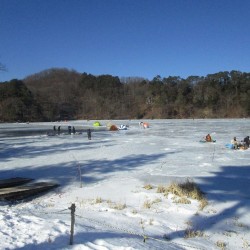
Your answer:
(0, 0), (249, 82)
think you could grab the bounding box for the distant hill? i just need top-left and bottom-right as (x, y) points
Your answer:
(0, 68), (249, 122)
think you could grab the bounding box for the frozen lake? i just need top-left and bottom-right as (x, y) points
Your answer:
(0, 119), (249, 250)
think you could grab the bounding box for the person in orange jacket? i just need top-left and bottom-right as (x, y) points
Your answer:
(205, 134), (212, 142)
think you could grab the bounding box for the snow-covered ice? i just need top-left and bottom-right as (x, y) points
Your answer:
(0, 119), (249, 250)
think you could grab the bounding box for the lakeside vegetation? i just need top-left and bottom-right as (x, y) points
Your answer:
(0, 68), (249, 122)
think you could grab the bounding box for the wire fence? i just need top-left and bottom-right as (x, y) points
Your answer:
(16, 203), (207, 250)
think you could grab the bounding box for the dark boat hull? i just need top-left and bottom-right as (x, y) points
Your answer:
(0, 182), (59, 201)
(0, 177), (33, 189)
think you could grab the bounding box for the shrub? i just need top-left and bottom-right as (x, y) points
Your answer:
(216, 240), (226, 249)
(157, 185), (167, 193)
(143, 200), (152, 209)
(184, 229), (204, 238)
(109, 202), (126, 210)
(173, 196), (191, 204)
(95, 197), (102, 203)
(144, 184), (153, 190)
(165, 179), (208, 210)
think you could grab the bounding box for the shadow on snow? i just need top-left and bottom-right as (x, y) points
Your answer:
(0, 152), (169, 187)
(166, 164), (250, 240)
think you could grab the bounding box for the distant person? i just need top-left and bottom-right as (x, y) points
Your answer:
(87, 129), (92, 140)
(72, 126), (76, 134)
(53, 125), (56, 131)
(68, 126), (72, 134)
(243, 136), (249, 149)
(205, 134), (212, 142)
(231, 137), (239, 149)
(58, 126), (61, 135)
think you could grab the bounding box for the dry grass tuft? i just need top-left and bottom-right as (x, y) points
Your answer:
(243, 239), (249, 248)
(143, 200), (152, 209)
(184, 229), (204, 238)
(109, 202), (127, 210)
(174, 197), (191, 204)
(131, 209), (138, 214)
(157, 185), (167, 193)
(143, 184), (153, 190)
(216, 240), (226, 249)
(149, 218), (154, 225)
(152, 198), (162, 204)
(95, 197), (102, 204)
(165, 179), (208, 210)
(199, 198), (208, 210)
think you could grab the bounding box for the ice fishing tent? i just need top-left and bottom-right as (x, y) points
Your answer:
(119, 125), (127, 130)
(93, 121), (101, 127)
(110, 125), (118, 131)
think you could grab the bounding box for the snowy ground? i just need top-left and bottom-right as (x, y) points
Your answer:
(0, 119), (249, 250)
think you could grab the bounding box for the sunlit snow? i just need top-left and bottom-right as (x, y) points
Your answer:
(0, 119), (249, 250)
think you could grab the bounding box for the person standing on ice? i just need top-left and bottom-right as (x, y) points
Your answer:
(68, 126), (72, 134)
(87, 129), (92, 140)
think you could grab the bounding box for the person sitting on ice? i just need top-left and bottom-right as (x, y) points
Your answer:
(243, 136), (249, 149)
(205, 134), (212, 142)
(231, 137), (239, 149)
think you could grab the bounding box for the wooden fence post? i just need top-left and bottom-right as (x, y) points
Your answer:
(69, 203), (76, 245)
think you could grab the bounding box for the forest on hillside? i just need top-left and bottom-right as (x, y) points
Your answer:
(0, 68), (249, 122)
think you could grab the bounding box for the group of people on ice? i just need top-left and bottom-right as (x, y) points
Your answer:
(231, 136), (249, 150)
(53, 125), (61, 134)
(52, 125), (92, 139)
(204, 133), (249, 150)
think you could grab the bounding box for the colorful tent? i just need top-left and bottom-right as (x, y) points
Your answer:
(93, 121), (101, 127)
(119, 125), (128, 130)
(110, 125), (118, 131)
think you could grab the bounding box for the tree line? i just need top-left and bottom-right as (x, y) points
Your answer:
(0, 68), (249, 122)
